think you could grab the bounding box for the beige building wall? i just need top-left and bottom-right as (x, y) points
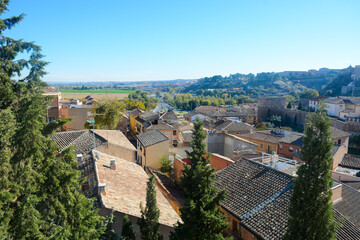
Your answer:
(97, 143), (136, 163)
(68, 107), (91, 130)
(138, 140), (169, 170)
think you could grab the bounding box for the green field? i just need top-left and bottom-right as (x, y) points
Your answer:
(60, 89), (136, 93)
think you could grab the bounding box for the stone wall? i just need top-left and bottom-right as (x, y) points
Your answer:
(258, 96), (308, 129)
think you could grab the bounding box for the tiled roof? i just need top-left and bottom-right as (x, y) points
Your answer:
(331, 127), (350, 139)
(93, 130), (136, 151)
(334, 183), (360, 228)
(161, 109), (178, 120)
(339, 154), (360, 170)
(214, 159), (360, 240)
(147, 121), (174, 130)
(237, 131), (283, 144)
(137, 129), (169, 148)
(214, 121), (253, 133)
(94, 150), (180, 227)
(279, 133), (304, 146)
(140, 111), (160, 121)
(53, 130), (107, 154)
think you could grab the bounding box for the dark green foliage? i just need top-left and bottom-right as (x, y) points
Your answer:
(101, 211), (119, 240)
(297, 102), (302, 110)
(0, 2), (104, 239)
(321, 73), (352, 96)
(285, 111), (336, 240)
(121, 215), (136, 240)
(269, 115), (281, 127)
(170, 119), (230, 240)
(138, 176), (163, 240)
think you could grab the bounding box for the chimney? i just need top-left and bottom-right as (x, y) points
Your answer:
(98, 183), (106, 195)
(76, 154), (84, 164)
(110, 159), (116, 170)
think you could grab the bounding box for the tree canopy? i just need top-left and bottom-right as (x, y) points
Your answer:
(170, 119), (230, 240)
(0, 2), (104, 238)
(285, 110), (336, 239)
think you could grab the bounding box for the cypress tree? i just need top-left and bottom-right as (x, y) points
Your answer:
(137, 176), (163, 240)
(170, 119), (230, 240)
(101, 211), (119, 240)
(121, 215), (136, 240)
(0, 1), (104, 238)
(285, 110), (336, 240)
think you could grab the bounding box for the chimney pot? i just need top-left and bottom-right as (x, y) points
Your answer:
(110, 159), (116, 170)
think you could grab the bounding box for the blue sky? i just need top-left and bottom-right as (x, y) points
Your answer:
(3, 0), (360, 82)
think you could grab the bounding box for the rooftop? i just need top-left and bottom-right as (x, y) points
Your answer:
(93, 130), (136, 151)
(214, 158), (360, 239)
(279, 133), (304, 146)
(214, 120), (253, 133)
(53, 130), (107, 154)
(137, 129), (169, 148)
(237, 130), (284, 144)
(161, 109), (178, 120)
(331, 127), (350, 139)
(147, 121), (174, 130)
(339, 154), (360, 170)
(94, 150), (181, 227)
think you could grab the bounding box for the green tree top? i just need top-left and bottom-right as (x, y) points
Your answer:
(171, 119), (230, 240)
(285, 110), (336, 240)
(138, 176), (163, 240)
(300, 89), (319, 99)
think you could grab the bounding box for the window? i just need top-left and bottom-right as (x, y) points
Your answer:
(279, 144), (283, 150)
(289, 146), (294, 152)
(173, 130), (176, 135)
(338, 139), (341, 145)
(260, 143), (264, 149)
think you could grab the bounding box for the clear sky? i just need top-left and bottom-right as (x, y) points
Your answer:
(3, 0), (360, 82)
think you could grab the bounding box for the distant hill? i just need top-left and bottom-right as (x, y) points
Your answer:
(184, 66), (354, 95)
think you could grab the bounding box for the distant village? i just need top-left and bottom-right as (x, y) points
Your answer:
(44, 86), (360, 240)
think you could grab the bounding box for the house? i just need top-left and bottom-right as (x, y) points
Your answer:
(147, 122), (179, 147)
(93, 150), (180, 240)
(278, 133), (304, 159)
(129, 109), (145, 134)
(53, 129), (137, 163)
(174, 153), (235, 183)
(161, 109), (179, 125)
(309, 96), (327, 111)
(334, 153), (360, 178)
(213, 158), (360, 240)
(324, 97), (346, 117)
(137, 130), (169, 170)
(237, 130), (284, 154)
(339, 97), (360, 119)
(212, 120), (254, 135)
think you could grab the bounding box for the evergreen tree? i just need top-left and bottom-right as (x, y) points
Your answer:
(101, 211), (119, 240)
(297, 102), (302, 110)
(285, 110), (336, 240)
(170, 119), (230, 240)
(0, 2), (104, 238)
(137, 176), (163, 240)
(121, 215), (136, 240)
(287, 102), (292, 109)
